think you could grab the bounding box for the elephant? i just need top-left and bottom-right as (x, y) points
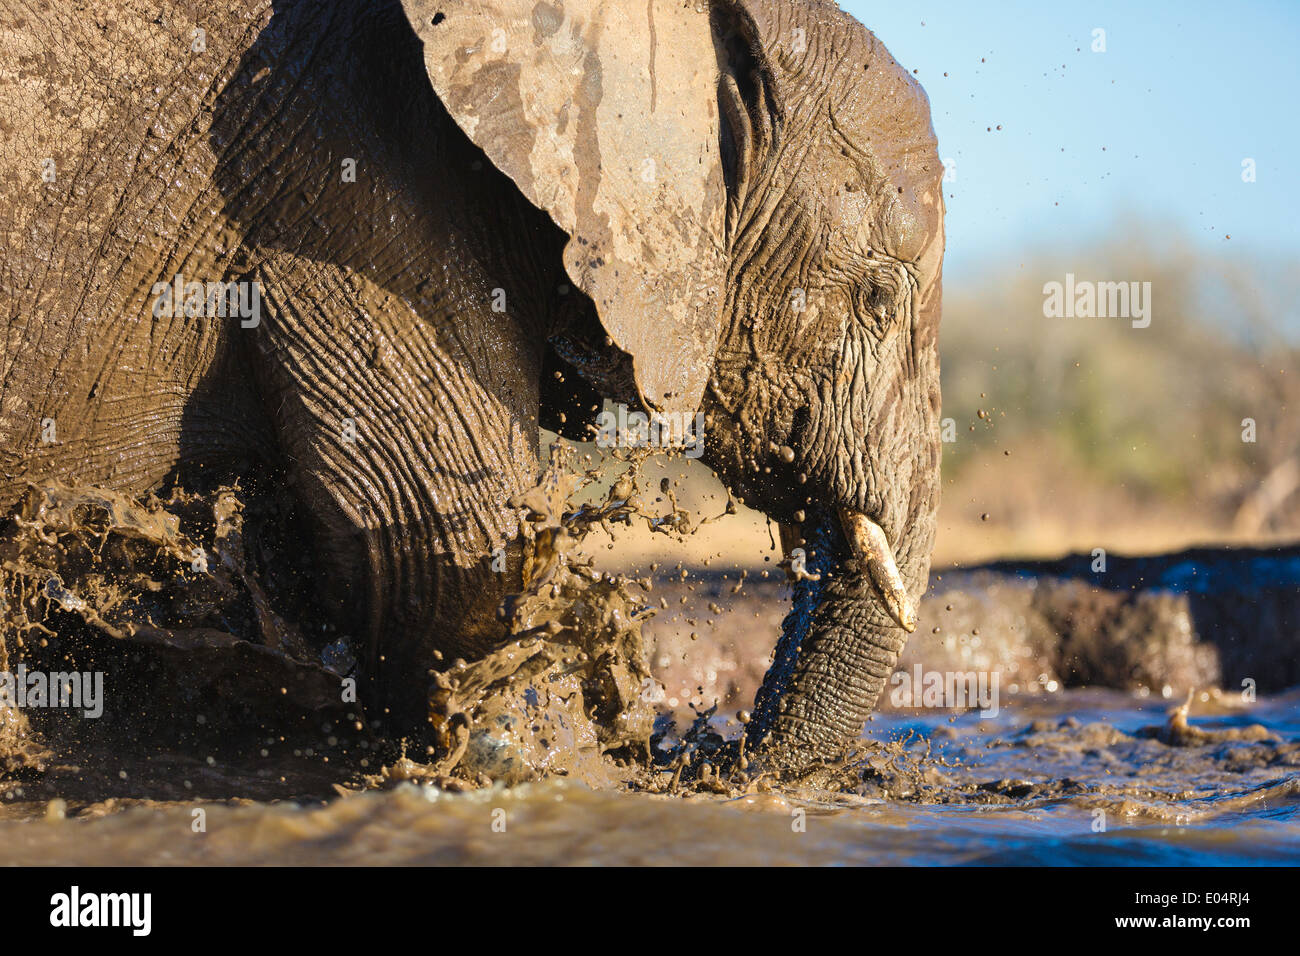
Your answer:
(0, 0), (944, 768)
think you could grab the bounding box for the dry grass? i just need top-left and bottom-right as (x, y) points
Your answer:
(571, 450), (1295, 576)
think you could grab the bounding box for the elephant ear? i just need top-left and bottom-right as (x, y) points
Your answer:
(401, 0), (727, 416)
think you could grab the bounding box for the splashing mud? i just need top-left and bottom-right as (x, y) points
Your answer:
(418, 442), (666, 786)
(1, 455), (1298, 864)
(0, 445), (759, 795)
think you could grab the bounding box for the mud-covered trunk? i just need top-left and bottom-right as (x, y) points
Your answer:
(746, 515), (911, 764)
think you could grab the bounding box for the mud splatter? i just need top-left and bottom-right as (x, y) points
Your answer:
(400, 440), (735, 787)
(0, 448), (723, 792)
(2, 464), (1298, 866)
(0, 480), (366, 788)
(0, 482), (321, 655)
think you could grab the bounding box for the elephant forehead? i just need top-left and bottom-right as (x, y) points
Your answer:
(738, 0), (943, 271)
(858, 82), (943, 273)
(403, 0), (728, 416)
(831, 47), (942, 271)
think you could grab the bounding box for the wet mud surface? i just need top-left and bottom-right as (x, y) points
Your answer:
(2, 456), (1298, 864)
(2, 690), (1296, 865)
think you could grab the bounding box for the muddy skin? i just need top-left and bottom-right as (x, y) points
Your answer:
(1, 0), (946, 771)
(699, 0), (944, 761)
(0, 0), (955, 802)
(0, 0), (602, 739)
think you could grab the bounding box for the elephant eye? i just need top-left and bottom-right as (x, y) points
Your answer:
(852, 283), (894, 334)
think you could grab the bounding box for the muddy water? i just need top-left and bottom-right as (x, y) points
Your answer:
(1, 689), (1296, 865)
(3, 466), (1298, 864)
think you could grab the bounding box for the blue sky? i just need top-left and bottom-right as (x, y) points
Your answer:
(838, 0), (1300, 278)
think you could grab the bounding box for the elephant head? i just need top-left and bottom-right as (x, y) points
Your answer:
(400, 0), (945, 765)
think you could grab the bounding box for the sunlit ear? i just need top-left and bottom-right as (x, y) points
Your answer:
(402, 0), (728, 416)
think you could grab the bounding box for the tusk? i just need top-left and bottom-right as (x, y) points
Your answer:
(837, 510), (917, 632)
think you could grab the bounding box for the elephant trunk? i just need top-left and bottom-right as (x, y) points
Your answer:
(745, 512), (915, 765)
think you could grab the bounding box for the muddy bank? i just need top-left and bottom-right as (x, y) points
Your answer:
(958, 546), (1300, 692)
(643, 544), (1300, 719)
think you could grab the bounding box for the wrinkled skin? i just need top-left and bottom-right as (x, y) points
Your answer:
(701, 2), (945, 762)
(0, 0), (573, 725)
(0, 0), (943, 766)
